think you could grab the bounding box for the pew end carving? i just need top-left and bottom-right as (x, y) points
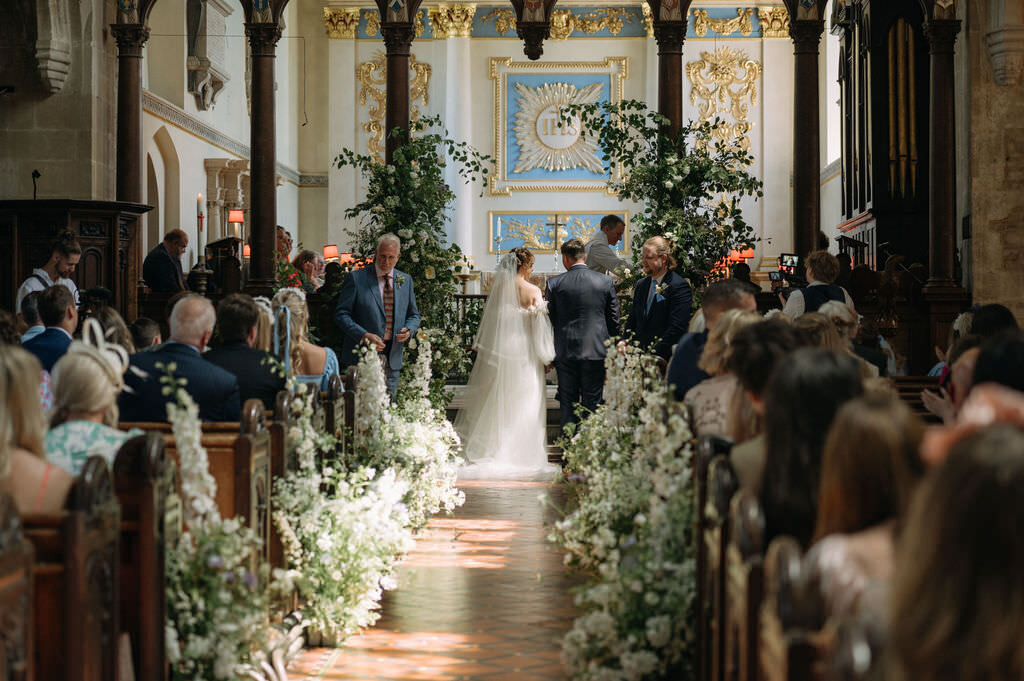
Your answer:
(0, 493), (33, 681)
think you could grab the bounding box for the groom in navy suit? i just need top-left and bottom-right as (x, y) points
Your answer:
(546, 238), (620, 432)
(625, 236), (692, 361)
(335, 233), (421, 398)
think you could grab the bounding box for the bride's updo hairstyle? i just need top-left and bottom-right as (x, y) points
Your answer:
(512, 247), (534, 273)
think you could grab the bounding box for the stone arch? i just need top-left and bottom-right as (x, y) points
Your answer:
(146, 153), (161, 252)
(152, 125), (181, 239)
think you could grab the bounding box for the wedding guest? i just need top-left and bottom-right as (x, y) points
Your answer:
(2, 309), (53, 410)
(625, 236), (692, 361)
(968, 302), (1018, 338)
(806, 394), (925, 618)
(761, 348), (864, 548)
(206, 294), (286, 410)
(683, 309), (758, 437)
(90, 306), (135, 354)
(19, 291), (45, 344)
(921, 335), (984, 424)
(0, 346), (73, 514)
(725, 318), (803, 493)
(292, 250), (319, 294)
(889, 426), (1024, 681)
(252, 296), (274, 352)
(793, 312), (846, 352)
(819, 301), (881, 377)
(971, 331), (1024, 393)
(730, 262), (761, 296)
(335, 233), (420, 398)
(120, 295), (241, 422)
(15, 230), (82, 315)
(142, 229), (189, 292)
(274, 288), (341, 392)
(667, 278), (757, 399)
(782, 250), (856, 318)
(129, 317), (162, 351)
(584, 214), (628, 276)
(22, 285), (78, 372)
(46, 322), (142, 474)
(0, 309), (18, 345)
(928, 310), (973, 377)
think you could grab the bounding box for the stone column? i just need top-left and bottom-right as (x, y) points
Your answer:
(923, 19), (961, 290)
(244, 22), (283, 292)
(204, 159), (230, 240)
(652, 21), (686, 136)
(381, 23), (416, 164)
(790, 19), (825, 258)
(112, 24), (151, 204)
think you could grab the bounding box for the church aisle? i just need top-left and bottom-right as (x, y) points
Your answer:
(289, 480), (576, 681)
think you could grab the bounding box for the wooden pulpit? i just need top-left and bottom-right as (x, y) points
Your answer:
(0, 199), (151, 321)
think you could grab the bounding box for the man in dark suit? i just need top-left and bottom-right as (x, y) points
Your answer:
(335, 233), (421, 399)
(204, 294), (285, 410)
(546, 238), (620, 432)
(120, 295), (240, 422)
(625, 236), (692, 361)
(667, 278), (757, 399)
(22, 285), (78, 372)
(143, 229), (189, 292)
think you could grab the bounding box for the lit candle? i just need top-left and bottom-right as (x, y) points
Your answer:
(197, 193), (204, 217)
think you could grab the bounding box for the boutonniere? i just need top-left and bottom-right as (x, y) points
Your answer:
(395, 274), (406, 288)
(654, 281), (668, 296)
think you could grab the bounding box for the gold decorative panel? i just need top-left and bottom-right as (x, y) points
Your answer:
(358, 53), (432, 163)
(480, 7), (518, 35)
(429, 3), (476, 38)
(691, 8), (755, 37)
(322, 7), (359, 39)
(757, 7), (790, 39)
(549, 8), (637, 40)
(686, 47), (762, 151)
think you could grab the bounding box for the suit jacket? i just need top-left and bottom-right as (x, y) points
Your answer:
(204, 342), (285, 411)
(334, 265), (421, 369)
(119, 342), (241, 422)
(667, 330), (710, 400)
(22, 327), (72, 372)
(584, 231), (626, 275)
(625, 270), (693, 360)
(545, 263), (620, 362)
(143, 242), (186, 292)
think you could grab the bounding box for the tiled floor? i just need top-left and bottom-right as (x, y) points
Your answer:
(289, 480), (577, 681)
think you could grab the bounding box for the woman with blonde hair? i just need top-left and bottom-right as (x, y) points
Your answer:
(889, 426), (1024, 681)
(252, 296), (274, 352)
(0, 346), (73, 513)
(46, 320), (141, 474)
(271, 287), (340, 391)
(683, 308), (760, 436)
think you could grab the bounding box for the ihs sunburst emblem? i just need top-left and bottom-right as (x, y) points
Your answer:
(512, 82), (605, 174)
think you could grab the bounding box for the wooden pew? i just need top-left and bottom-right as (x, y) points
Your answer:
(0, 493), (34, 681)
(705, 455), (739, 681)
(321, 373), (344, 439)
(725, 490), (766, 681)
(891, 375), (941, 422)
(694, 436), (733, 681)
(121, 399), (272, 567)
(113, 431), (177, 681)
(23, 457), (121, 681)
(759, 538), (825, 681)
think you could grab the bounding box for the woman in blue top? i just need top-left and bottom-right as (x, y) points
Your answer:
(46, 319), (141, 474)
(272, 287), (341, 392)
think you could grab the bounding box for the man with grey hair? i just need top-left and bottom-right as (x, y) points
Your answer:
(585, 214), (628, 275)
(335, 232), (421, 398)
(120, 294), (241, 421)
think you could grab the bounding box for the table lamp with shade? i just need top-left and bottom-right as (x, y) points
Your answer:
(323, 244), (340, 263)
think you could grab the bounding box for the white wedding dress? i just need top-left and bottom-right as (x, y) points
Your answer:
(455, 255), (560, 480)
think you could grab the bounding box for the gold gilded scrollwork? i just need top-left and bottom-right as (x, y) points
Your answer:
(358, 53), (432, 162)
(429, 3), (476, 39)
(322, 7), (360, 39)
(480, 8), (517, 35)
(549, 7), (636, 40)
(691, 8), (755, 37)
(686, 47), (762, 151)
(757, 7), (789, 39)
(363, 9), (380, 36)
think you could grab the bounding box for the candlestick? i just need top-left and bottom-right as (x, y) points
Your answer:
(197, 193), (204, 217)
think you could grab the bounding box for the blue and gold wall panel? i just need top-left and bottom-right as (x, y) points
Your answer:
(489, 212), (630, 254)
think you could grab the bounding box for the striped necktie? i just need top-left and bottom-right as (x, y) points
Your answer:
(383, 274), (394, 341)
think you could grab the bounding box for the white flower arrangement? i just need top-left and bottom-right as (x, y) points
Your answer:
(159, 365), (272, 681)
(550, 344), (697, 680)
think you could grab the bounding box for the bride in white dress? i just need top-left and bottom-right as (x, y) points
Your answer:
(455, 248), (560, 480)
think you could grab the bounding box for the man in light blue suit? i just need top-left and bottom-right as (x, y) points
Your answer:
(335, 233), (421, 398)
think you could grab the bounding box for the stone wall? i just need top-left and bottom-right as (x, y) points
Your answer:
(965, 0), (1024, 320)
(0, 0), (117, 200)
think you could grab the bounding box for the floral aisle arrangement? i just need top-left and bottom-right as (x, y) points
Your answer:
(272, 382), (415, 641)
(335, 116), (492, 406)
(352, 336), (465, 530)
(565, 100), (763, 291)
(160, 367), (271, 681)
(551, 344), (697, 680)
